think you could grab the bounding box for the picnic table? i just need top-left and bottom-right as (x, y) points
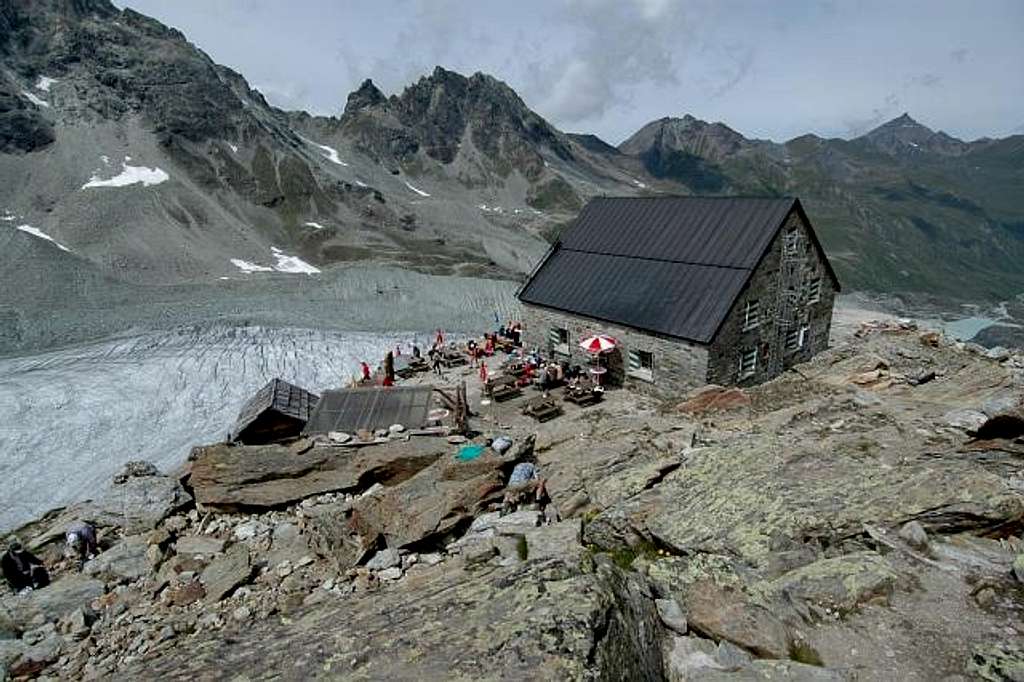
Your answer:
(394, 355), (428, 378)
(521, 394), (563, 422)
(486, 374), (522, 402)
(439, 347), (467, 368)
(564, 385), (602, 407)
(563, 375), (602, 406)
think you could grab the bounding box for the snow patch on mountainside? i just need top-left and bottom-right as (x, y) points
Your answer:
(271, 247), (320, 274)
(230, 258), (274, 273)
(300, 136), (348, 166)
(21, 91), (49, 108)
(404, 181), (431, 197)
(83, 160), (170, 189)
(15, 224), (71, 252)
(35, 76), (57, 92)
(230, 248), (320, 275)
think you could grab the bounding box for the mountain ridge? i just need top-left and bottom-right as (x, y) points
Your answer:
(0, 0), (1022, 342)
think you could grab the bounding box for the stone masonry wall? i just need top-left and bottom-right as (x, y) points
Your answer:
(520, 304), (709, 399)
(706, 211), (838, 387)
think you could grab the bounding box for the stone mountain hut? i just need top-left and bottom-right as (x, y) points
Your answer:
(517, 196), (840, 396)
(232, 378), (320, 445)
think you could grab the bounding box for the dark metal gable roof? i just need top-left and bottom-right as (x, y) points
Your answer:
(518, 196), (836, 344)
(233, 378), (319, 438)
(558, 196), (796, 268)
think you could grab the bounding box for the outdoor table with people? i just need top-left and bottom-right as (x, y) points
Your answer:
(564, 374), (603, 406)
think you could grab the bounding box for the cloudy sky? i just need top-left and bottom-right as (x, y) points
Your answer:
(117, 0), (1023, 144)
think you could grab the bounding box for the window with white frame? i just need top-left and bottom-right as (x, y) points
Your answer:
(549, 327), (569, 355)
(627, 349), (655, 382)
(738, 348), (757, 378)
(806, 277), (822, 303)
(742, 300), (760, 331)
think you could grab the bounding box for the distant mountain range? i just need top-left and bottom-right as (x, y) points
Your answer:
(1, 0), (1022, 312)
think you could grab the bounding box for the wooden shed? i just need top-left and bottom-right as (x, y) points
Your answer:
(232, 378), (320, 445)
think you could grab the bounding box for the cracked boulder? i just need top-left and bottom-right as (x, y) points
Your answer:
(348, 450), (508, 549)
(683, 580), (794, 660)
(189, 441), (444, 511)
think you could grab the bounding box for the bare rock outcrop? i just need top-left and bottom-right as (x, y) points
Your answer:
(189, 441), (445, 511)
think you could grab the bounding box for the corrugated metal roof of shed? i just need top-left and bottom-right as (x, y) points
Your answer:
(558, 196), (796, 267)
(302, 385), (435, 435)
(518, 249), (750, 344)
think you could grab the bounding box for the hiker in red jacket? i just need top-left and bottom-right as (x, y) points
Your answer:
(360, 361), (371, 383)
(479, 361), (488, 384)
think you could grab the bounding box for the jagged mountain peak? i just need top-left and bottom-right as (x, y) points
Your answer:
(343, 78), (386, 116)
(337, 64), (572, 170)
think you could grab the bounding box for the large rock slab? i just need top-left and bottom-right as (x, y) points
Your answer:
(765, 552), (897, 614)
(684, 581), (792, 659)
(84, 536), (151, 582)
(584, 416), (1024, 567)
(174, 535), (227, 557)
(200, 544), (252, 603)
(90, 475), (193, 534)
(189, 441), (446, 511)
(302, 503), (368, 571)
(3, 576), (105, 628)
(125, 550), (666, 680)
(664, 635), (724, 681)
(21, 475), (191, 551)
(348, 452), (508, 548)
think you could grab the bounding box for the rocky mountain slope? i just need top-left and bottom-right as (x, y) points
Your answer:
(3, 319), (1024, 679)
(619, 114), (1024, 301)
(0, 0), (654, 308)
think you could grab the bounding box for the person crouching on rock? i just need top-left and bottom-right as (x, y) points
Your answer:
(2, 538), (49, 593)
(65, 521), (98, 570)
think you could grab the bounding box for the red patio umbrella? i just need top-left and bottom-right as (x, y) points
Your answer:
(578, 334), (618, 354)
